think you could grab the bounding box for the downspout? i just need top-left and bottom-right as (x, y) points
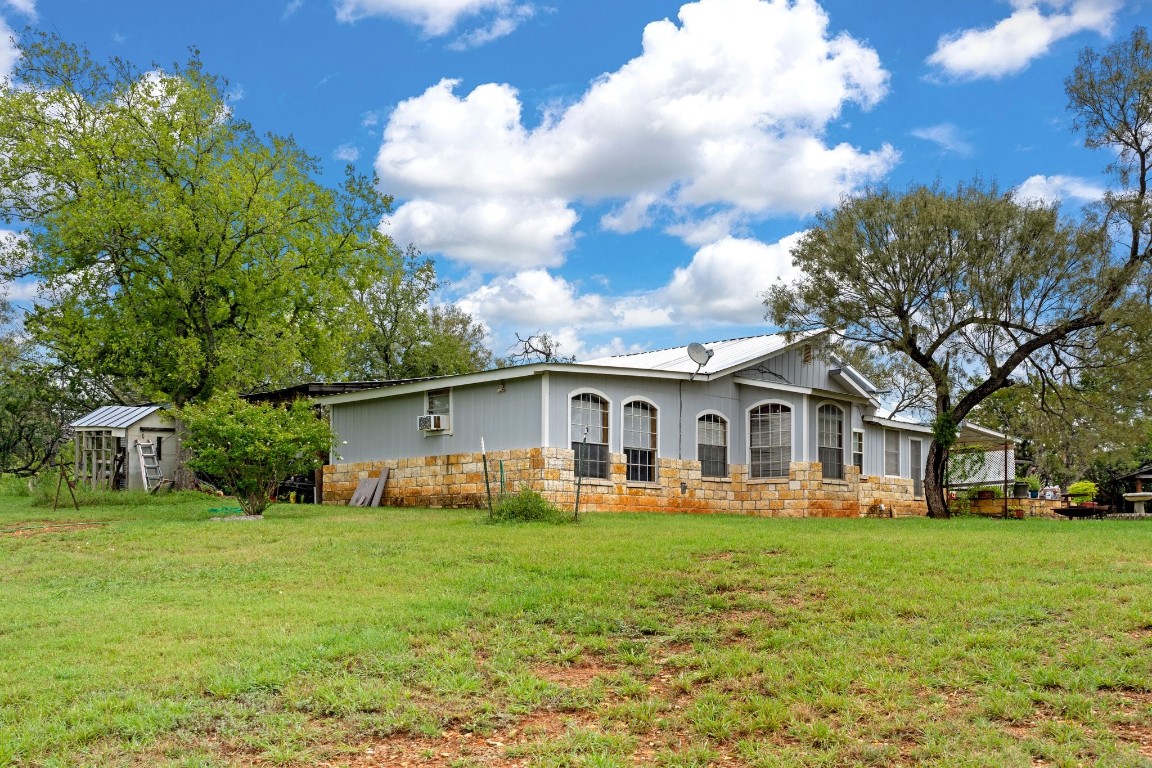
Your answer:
(678, 380), (683, 460)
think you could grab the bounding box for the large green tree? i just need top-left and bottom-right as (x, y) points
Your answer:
(345, 249), (491, 379)
(0, 33), (398, 405)
(766, 184), (1117, 517)
(766, 28), (1152, 518)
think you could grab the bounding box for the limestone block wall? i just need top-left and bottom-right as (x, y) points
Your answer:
(324, 448), (930, 517)
(858, 475), (920, 517)
(964, 497), (1064, 518)
(323, 448), (571, 509)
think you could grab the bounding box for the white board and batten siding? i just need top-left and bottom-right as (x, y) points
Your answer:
(332, 375), (543, 464)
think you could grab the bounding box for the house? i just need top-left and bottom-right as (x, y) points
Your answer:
(319, 332), (1001, 517)
(70, 405), (180, 491)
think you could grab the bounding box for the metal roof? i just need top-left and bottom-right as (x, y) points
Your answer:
(1117, 463), (1152, 481)
(578, 333), (798, 376)
(71, 405), (164, 429)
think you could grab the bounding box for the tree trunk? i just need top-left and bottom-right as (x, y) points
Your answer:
(924, 440), (951, 518)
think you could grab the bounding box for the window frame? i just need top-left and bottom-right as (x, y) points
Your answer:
(696, 411), (729, 479)
(422, 387), (452, 433)
(747, 400), (793, 479)
(622, 397), (658, 483)
(910, 438), (924, 497)
(884, 429), (902, 477)
(816, 403), (845, 480)
(426, 387), (451, 416)
(852, 429), (864, 472)
(569, 389), (611, 479)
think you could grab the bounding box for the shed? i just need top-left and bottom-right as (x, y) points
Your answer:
(1117, 463), (1152, 493)
(70, 405), (180, 491)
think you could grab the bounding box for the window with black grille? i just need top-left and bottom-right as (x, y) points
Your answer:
(818, 404), (844, 479)
(623, 400), (657, 482)
(571, 393), (609, 479)
(697, 414), (728, 478)
(749, 403), (791, 478)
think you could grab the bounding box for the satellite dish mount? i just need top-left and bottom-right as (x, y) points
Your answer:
(687, 342), (715, 381)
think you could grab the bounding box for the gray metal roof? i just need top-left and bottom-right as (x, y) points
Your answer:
(578, 333), (795, 375)
(318, 332), (828, 407)
(71, 405), (164, 429)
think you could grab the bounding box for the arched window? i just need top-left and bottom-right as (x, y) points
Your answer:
(817, 404), (844, 479)
(623, 400), (657, 482)
(749, 403), (791, 478)
(697, 414), (728, 478)
(571, 393), (609, 478)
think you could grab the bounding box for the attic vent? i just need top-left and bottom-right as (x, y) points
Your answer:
(802, 344), (813, 364)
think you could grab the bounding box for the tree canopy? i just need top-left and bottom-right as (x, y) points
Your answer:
(0, 33), (399, 405)
(344, 249), (491, 380)
(766, 27), (1152, 517)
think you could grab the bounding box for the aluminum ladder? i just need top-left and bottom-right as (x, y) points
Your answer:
(134, 439), (165, 492)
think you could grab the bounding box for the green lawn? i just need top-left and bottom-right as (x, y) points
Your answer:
(1, 490), (1151, 767)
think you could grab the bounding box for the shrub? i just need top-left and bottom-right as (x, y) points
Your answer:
(488, 485), (570, 524)
(1025, 474), (1042, 492)
(1066, 480), (1097, 504)
(972, 485), (1003, 499)
(0, 473), (31, 497)
(179, 395), (333, 516)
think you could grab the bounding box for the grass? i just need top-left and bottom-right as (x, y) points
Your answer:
(2, 491), (1151, 767)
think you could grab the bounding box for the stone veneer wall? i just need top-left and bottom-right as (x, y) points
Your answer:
(323, 447), (928, 517)
(964, 497), (1065, 518)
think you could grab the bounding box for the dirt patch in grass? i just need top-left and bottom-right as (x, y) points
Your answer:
(314, 712), (603, 767)
(695, 550), (739, 561)
(533, 661), (609, 687)
(1127, 625), (1152, 640)
(1111, 691), (1152, 758)
(0, 521), (105, 536)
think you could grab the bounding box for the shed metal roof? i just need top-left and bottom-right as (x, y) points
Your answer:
(71, 405), (164, 429)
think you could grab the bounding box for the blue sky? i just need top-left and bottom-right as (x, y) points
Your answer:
(0, 0), (1146, 361)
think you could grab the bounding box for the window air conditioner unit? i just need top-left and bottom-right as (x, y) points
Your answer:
(418, 414), (448, 431)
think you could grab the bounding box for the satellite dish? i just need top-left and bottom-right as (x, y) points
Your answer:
(687, 342), (714, 367)
(687, 343), (714, 380)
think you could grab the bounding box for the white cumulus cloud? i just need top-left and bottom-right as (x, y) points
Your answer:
(910, 123), (973, 155)
(334, 0), (534, 41)
(1, 0), (34, 19)
(927, 0), (1122, 80)
(282, 0), (304, 20)
(386, 195), (577, 270)
(455, 231), (804, 356)
(334, 143), (361, 162)
(376, 0), (896, 272)
(0, 16), (19, 80)
(658, 234), (804, 324)
(1013, 174), (1105, 204)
